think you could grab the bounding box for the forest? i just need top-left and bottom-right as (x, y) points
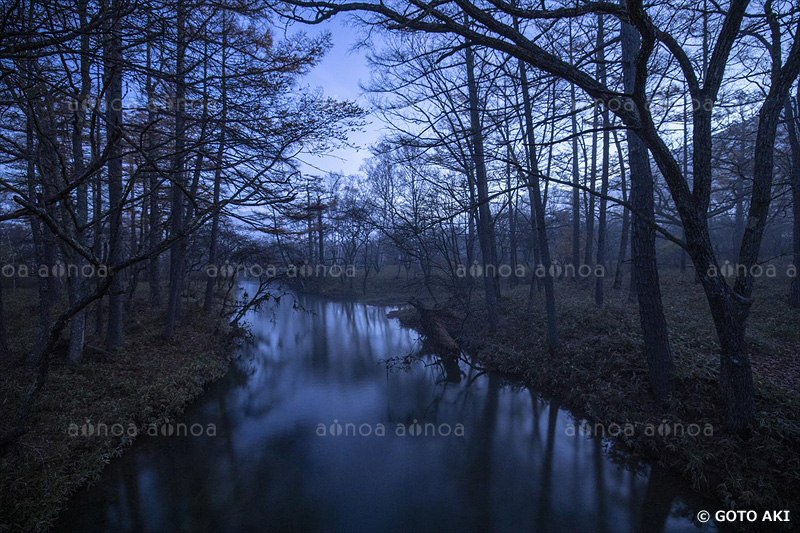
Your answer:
(1, 0), (799, 531)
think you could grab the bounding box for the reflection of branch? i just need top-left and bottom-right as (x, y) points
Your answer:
(465, 368), (489, 387)
(229, 277), (283, 326)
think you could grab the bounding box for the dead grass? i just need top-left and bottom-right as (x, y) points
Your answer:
(292, 267), (452, 306)
(395, 269), (800, 528)
(0, 288), (238, 532)
(4, 269), (795, 531)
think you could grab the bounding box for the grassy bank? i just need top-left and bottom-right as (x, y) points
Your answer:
(371, 270), (800, 525)
(0, 287), (238, 532)
(288, 268), (450, 306)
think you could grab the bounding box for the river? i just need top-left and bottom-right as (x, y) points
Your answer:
(56, 289), (717, 532)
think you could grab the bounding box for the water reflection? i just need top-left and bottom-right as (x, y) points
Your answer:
(56, 291), (717, 532)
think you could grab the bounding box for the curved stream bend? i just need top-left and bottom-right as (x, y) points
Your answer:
(57, 289), (716, 532)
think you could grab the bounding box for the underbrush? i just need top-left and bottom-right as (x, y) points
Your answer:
(290, 267), (452, 306)
(395, 271), (800, 528)
(0, 289), (238, 532)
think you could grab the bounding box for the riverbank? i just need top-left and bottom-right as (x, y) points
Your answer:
(0, 288), (239, 532)
(288, 268), (450, 306)
(386, 271), (800, 528)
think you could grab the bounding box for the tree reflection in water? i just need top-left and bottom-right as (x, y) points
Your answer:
(57, 288), (718, 532)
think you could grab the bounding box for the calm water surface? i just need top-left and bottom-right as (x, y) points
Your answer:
(57, 289), (718, 532)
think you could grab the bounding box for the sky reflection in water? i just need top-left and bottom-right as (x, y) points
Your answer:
(57, 290), (716, 532)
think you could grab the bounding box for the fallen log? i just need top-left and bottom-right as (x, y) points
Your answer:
(408, 298), (461, 361)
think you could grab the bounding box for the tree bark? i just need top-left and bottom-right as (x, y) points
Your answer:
(465, 41), (499, 333)
(506, 141), (518, 285)
(204, 16), (228, 313)
(93, 134), (105, 335)
(317, 195), (325, 264)
(569, 23), (581, 273)
(519, 54), (559, 353)
(594, 15), (610, 307)
(145, 29), (162, 307)
(785, 93), (800, 308)
(25, 111), (51, 367)
(105, 0), (125, 349)
(613, 131), (630, 290)
(163, 0), (187, 340)
(585, 98), (598, 268)
(621, 12), (674, 404)
(67, 0), (91, 363)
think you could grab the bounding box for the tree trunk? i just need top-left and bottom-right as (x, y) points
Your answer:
(125, 191), (139, 307)
(307, 188), (314, 263)
(680, 87), (690, 273)
(785, 94), (800, 308)
(733, 117), (746, 259)
(145, 31), (162, 307)
(465, 165), (478, 276)
(93, 148), (105, 335)
(465, 42), (499, 333)
(506, 146), (518, 285)
(204, 14), (228, 313)
(569, 22), (581, 274)
(621, 13), (674, 404)
(585, 96), (598, 268)
(23, 78), (61, 366)
(163, 0), (187, 340)
(613, 131), (630, 290)
(67, 0), (91, 364)
(519, 51), (559, 353)
(105, 0), (125, 349)
(91, 66), (105, 336)
(527, 171), (542, 298)
(317, 196), (325, 264)
(594, 15), (609, 307)
(25, 111), (51, 367)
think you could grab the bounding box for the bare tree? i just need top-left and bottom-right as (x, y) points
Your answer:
(282, 0), (800, 430)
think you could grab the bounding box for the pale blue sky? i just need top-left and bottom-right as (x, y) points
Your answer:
(289, 17), (383, 178)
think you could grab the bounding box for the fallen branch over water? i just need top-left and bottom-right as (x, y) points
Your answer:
(407, 298), (461, 361)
